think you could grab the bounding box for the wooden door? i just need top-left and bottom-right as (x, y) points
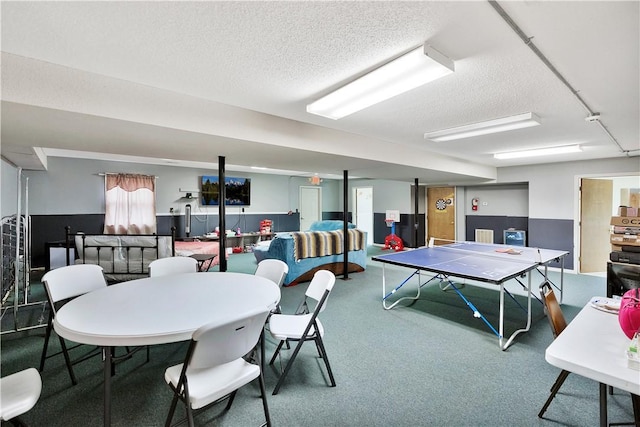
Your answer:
(427, 187), (455, 245)
(580, 178), (613, 273)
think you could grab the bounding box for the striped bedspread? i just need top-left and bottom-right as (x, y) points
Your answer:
(292, 229), (365, 260)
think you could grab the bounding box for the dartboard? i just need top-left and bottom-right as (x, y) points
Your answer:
(435, 199), (447, 210)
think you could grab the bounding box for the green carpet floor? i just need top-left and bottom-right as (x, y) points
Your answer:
(1, 247), (636, 426)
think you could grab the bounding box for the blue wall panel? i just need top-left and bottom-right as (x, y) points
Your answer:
(528, 218), (574, 269)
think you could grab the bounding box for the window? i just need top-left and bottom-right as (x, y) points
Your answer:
(104, 174), (156, 234)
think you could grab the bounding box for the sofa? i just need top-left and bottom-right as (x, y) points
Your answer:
(253, 220), (367, 286)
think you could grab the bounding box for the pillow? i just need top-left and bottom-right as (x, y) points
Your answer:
(308, 220), (355, 232)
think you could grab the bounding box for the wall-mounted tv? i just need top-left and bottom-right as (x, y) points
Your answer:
(201, 176), (251, 206)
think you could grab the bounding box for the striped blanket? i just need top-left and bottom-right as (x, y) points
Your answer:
(292, 229), (365, 260)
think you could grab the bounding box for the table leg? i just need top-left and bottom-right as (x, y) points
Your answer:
(103, 346), (112, 427)
(599, 382), (608, 427)
(499, 283), (505, 349)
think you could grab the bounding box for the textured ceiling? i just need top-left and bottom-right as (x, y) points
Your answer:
(1, 1), (638, 183)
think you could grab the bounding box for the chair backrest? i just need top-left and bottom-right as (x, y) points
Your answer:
(254, 259), (289, 287)
(0, 367), (42, 422)
(149, 256), (198, 277)
(42, 264), (107, 305)
(540, 281), (567, 338)
(304, 270), (336, 314)
(189, 307), (271, 369)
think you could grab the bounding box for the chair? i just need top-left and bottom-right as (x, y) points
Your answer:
(40, 264), (108, 385)
(538, 280), (570, 418)
(164, 307), (272, 427)
(149, 256), (198, 277)
(268, 270), (336, 395)
(0, 368), (42, 426)
(254, 259), (289, 314)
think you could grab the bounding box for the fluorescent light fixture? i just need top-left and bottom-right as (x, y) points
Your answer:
(306, 44), (454, 120)
(494, 145), (582, 160)
(424, 112), (541, 142)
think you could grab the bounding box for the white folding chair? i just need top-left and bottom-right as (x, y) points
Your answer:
(40, 264), (108, 385)
(149, 256), (198, 277)
(0, 368), (42, 426)
(254, 259), (289, 314)
(164, 307), (272, 427)
(268, 270), (336, 395)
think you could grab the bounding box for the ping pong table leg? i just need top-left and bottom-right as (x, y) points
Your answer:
(382, 265), (425, 310)
(559, 257), (565, 304)
(513, 276), (543, 306)
(444, 279), (501, 339)
(503, 286), (529, 313)
(501, 272), (533, 350)
(535, 256), (565, 304)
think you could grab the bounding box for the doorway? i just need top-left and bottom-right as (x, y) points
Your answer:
(580, 178), (613, 273)
(353, 187), (373, 245)
(299, 186), (322, 231)
(578, 174), (640, 274)
(426, 187), (455, 245)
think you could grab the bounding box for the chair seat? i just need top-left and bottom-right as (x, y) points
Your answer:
(165, 358), (260, 410)
(0, 368), (42, 421)
(269, 313), (324, 341)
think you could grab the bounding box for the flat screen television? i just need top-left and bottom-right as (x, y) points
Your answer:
(201, 176), (251, 206)
(503, 229), (526, 246)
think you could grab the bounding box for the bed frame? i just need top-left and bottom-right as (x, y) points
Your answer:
(65, 226), (177, 282)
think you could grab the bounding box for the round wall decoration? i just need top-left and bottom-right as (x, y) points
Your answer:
(435, 199), (447, 210)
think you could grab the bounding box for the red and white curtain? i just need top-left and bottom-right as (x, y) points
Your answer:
(104, 173), (157, 234)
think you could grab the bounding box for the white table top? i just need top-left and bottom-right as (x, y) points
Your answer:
(545, 297), (640, 395)
(54, 272), (281, 347)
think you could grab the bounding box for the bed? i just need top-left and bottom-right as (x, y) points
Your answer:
(65, 227), (221, 282)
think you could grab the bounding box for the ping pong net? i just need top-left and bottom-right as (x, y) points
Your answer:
(427, 237), (543, 264)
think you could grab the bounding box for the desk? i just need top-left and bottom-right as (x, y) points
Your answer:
(546, 298), (640, 426)
(54, 272), (280, 426)
(373, 242), (568, 350)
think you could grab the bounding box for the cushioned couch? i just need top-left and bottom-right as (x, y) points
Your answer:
(254, 220), (367, 286)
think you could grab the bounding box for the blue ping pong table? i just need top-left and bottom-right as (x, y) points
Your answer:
(373, 241), (568, 350)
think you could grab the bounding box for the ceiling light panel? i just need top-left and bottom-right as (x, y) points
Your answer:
(424, 112), (541, 142)
(307, 44), (454, 120)
(494, 145), (582, 160)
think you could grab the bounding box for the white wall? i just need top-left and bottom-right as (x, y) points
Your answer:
(463, 184), (528, 216)
(497, 157), (640, 219)
(612, 176), (640, 214)
(22, 157), (339, 216)
(1, 158), (19, 218)
(346, 178), (412, 214)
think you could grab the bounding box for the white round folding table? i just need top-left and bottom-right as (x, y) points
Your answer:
(54, 272), (281, 426)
